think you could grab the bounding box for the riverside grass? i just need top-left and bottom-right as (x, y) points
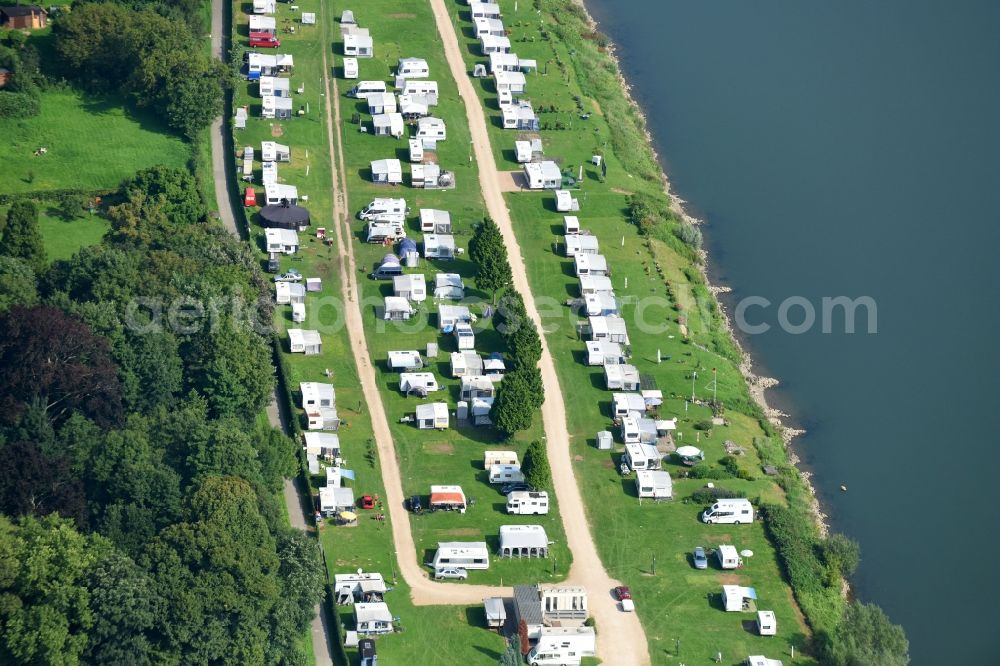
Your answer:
(447, 0), (845, 659)
(228, 0), (565, 662)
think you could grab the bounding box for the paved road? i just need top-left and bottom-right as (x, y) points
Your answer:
(210, 1), (333, 663)
(426, 1), (653, 663)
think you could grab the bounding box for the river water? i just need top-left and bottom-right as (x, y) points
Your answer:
(581, 0), (1000, 662)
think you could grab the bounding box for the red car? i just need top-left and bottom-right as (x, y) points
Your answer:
(614, 586), (632, 601)
(359, 495), (376, 510)
(249, 33), (280, 48)
(244, 187), (256, 207)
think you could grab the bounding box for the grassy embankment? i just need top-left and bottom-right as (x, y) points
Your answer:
(228, 0), (546, 662)
(447, 0), (843, 662)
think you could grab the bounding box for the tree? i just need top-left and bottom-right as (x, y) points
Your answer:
(124, 165), (205, 227)
(0, 441), (87, 526)
(518, 618), (530, 656)
(162, 58), (228, 138)
(522, 440), (551, 491)
(820, 533), (861, 578)
(0, 515), (109, 664)
(254, 423), (298, 492)
(0, 305), (124, 429)
(498, 634), (521, 666)
(84, 549), (161, 665)
(0, 200), (45, 271)
(0, 256), (38, 311)
(497, 290), (542, 370)
(469, 218), (512, 303)
(491, 369), (535, 437)
(823, 601), (910, 666)
(184, 317), (274, 421)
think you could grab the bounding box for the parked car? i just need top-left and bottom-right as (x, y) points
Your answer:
(267, 253), (280, 273)
(434, 567), (468, 580)
(407, 495), (423, 513)
(693, 546), (708, 570)
(273, 269), (302, 282)
(501, 482), (531, 495)
(614, 586), (634, 612)
(359, 495), (376, 510)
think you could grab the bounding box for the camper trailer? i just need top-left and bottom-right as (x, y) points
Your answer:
(489, 464), (524, 485)
(343, 57), (359, 79)
(526, 627), (597, 666)
(349, 80), (388, 98)
(634, 470), (672, 499)
(429, 485), (467, 512)
(433, 542), (490, 571)
(484, 451), (519, 468)
(506, 491), (549, 515)
(716, 544), (743, 569)
(756, 610), (777, 636)
(702, 499), (754, 524)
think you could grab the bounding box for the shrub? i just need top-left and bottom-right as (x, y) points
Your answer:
(674, 221), (703, 249)
(688, 487), (740, 504)
(693, 419), (713, 431)
(820, 533), (861, 578)
(0, 91), (39, 118)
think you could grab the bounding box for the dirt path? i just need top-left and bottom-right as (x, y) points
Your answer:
(210, 1), (332, 663)
(426, 1), (652, 663)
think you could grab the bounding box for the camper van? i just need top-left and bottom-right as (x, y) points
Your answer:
(506, 491), (549, 515)
(526, 627), (596, 666)
(358, 198), (408, 220)
(349, 80), (388, 98)
(701, 498), (754, 524)
(489, 464), (524, 485)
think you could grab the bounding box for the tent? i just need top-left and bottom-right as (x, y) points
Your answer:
(260, 203), (311, 230)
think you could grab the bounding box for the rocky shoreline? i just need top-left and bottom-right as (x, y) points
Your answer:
(575, 0), (829, 537)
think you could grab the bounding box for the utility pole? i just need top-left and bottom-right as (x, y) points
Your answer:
(691, 371), (697, 401)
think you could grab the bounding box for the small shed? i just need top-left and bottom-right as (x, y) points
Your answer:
(596, 431), (613, 450)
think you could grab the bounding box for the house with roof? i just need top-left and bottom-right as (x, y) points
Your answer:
(434, 272), (465, 299)
(605, 363), (641, 391)
(288, 329), (322, 355)
(393, 274), (426, 302)
(523, 160), (561, 189)
(415, 402), (449, 429)
(0, 5), (46, 29)
(397, 57), (429, 78)
(498, 525), (549, 558)
(371, 159), (403, 184)
(502, 102), (539, 132)
(264, 227), (299, 254)
(372, 112), (405, 138)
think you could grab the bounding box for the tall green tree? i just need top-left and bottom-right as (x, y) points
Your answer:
(469, 218), (512, 303)
(522, 441), (551, 491)
(0, 200), (45, 272)
(83, 548), (161, 665)
(0, 256), (38, 311)
(491, 369), (535, 437)
(823, 601), (910, 666)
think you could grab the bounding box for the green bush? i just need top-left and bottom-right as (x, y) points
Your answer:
(0, 91), (40, 118)
(688, 487), (740, 504)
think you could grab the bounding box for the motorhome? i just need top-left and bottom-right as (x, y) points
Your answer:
(349, 80), (388, 98)
(358, 198), (407, 220)
(506, 491), (549, 515)
(489, 464), (524, 485)
(702, 498), (754, 524)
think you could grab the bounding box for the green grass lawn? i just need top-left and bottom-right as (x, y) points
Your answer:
(36, 207), (109, 262)
(0, 89), (190, 194)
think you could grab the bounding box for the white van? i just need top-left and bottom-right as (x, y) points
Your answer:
(349, 80), (387, 98)
(506, 491), (549, 515)
(358, 198), (408, 220)
(526, 628), (595, 666)
(701, 498), (754, 524)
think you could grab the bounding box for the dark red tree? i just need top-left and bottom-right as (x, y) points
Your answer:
(0, 440), (87, 527)
(0, 305), (123, 428)
(518, 618), (530, 656)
